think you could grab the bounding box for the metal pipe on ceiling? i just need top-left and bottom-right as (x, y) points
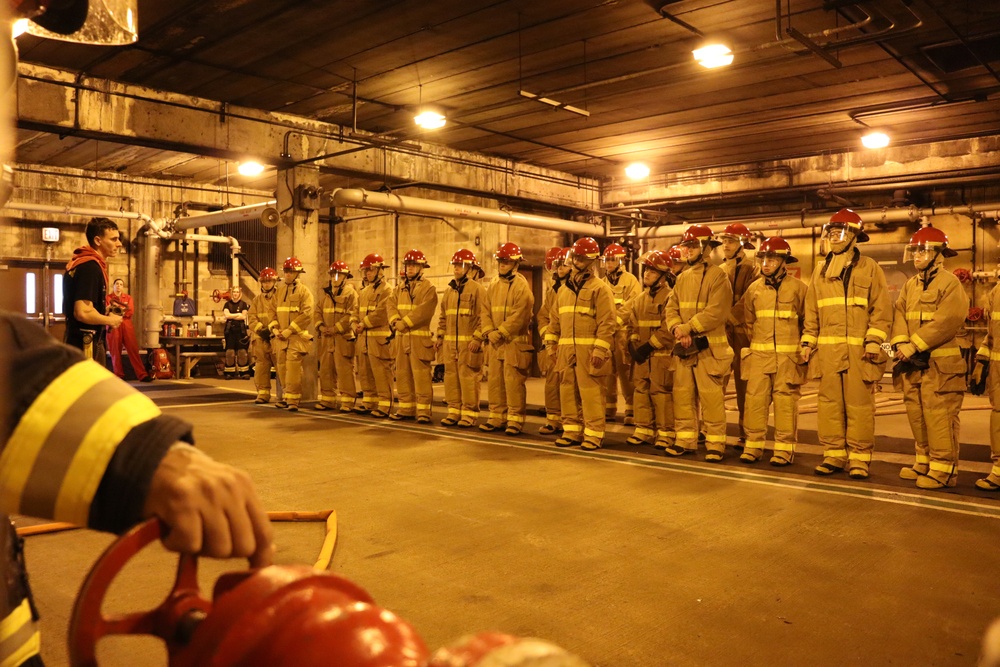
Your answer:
(634, 202), (1000, 239)
(173, 201), (278, 230)
(169, 191), (606, 237)
(2, 201), (154, 225)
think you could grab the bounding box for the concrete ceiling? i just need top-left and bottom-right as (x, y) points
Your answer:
(12, 0), (1000, 188)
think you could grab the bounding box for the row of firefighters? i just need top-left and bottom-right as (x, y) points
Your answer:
(228, 208), (1000, 492)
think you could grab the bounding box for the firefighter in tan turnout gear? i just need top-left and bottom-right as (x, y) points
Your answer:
(602, 243), (641, 424)
(315, 260), (359, 412)
(624, 249), (676, 450)
(891, 227), (969, 489)
(437, 249), (487, 427)
(664, 225), (734, 461)
(480, 242), (535, 435)
(738, 237), (808, 466)
(548, 237), (617, 450)
(718, 223), (761, 447)
(247, 267), (278, 404)
(388, 249), (439, 423)
(538, 247), (572, 435)
(270, 257), (315, 412)
(973, 276), (1000, 491)
(354, 253), (395, 418)
(800, 209), (892, 479)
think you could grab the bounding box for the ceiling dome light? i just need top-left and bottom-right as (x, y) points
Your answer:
(693, 44), (734, 69)
(414, 110), (447, 130)
(861, 131), (890, 149)
(11, 19), (30, 39)
(237, 161), (265, 177)
(625, 163), (650, 180)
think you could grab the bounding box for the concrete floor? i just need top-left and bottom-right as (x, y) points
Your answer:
(20, 376), (1000, 666)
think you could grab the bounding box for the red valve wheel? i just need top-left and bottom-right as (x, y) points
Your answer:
(68, 519), (212, 667)
(968, 307), (984, 322)
(953, 268), (973, 284)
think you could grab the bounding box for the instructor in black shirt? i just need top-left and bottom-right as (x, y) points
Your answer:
(64, 217), (124, 364)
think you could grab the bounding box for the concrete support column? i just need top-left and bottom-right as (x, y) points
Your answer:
(276, 165), (321, 402)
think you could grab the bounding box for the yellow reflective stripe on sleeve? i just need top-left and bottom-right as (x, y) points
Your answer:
(637, 320), (661, 327)
(706, 336), (728, 346)
(276, 306), (300, 313)
(890, 335), (910, 346)
(397, 303), (415, 312)
(866, 328), (887, 342)
(817, 296), (869, 308)
(992, 351), (1000, 361)
(800, 334), (818, 345)
(290, 321), (303, 333)
(0, 361), (106, 516)
(0, 599), (41, 667)
(544, 333), (559, 343)
(749, 343), (799, 353)
(0, 361), (164, 526)
(402, 316), (415, 328)
(816, 336), (865, 346)
(911, 333), (928, 351)
(593, 339), (612, 351)
(558, 306), (595, 314)
(754, 310), (797, 319)
(56, 392), (161, 525)
(648, 334), (663, 349)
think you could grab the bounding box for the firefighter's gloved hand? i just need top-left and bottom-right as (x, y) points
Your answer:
(392, 320), (407, 332)
(280, 328), (293, 340)
(468, 339), (482, 353)
(433, 338), (442, 352)
(353, 323), (365, 336)
(863, 341), (883, 362)
(630, 341), (654, 363)
(894, 342), (917, 361)
(590, 349), (608, 370)
(800, 344), (815, 363)
(970, 359), (990, 396)
(487, 330), (504, 346)
(673, 323), (693, 340)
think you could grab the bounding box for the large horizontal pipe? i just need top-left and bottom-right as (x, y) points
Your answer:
(3, 201), (153, 224)
(635, 202), (1000, 239)
(170, 189), (605, 237)
(173, 201), (276, 230)
(329, 188), (604, 236)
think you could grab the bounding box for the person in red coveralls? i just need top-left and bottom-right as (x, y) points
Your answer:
(106, 278), (152, 382)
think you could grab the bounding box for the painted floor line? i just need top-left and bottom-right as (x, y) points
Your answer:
(160, 400), (254, 409)
(283, 408), (1000, 521)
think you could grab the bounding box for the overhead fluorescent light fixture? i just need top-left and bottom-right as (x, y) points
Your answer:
(237, 161), (266, 177)
(693, 43), (734, 69)
(518, 90), (591, 118)
(414, 110), (447, 129)
(625, 163), (650, 180)
(861, 131), (890, 149)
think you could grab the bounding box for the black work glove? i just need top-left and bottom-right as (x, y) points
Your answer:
(258, 329), (271, 342)
(970, 359), (990, 396)
(629, 341), (654, 363)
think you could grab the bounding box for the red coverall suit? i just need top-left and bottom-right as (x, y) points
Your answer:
(106, 292), (149, 381)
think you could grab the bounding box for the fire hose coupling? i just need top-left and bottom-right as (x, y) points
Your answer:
(953, 268), (973, 284)
(69, 518), (590, 667)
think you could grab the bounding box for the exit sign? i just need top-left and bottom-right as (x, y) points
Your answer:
(41, 227), (60, 243)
